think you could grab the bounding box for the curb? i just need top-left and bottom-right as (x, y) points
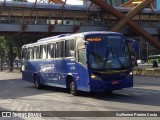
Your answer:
(134, 68), (160, 77)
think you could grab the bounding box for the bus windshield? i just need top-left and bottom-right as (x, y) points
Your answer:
(87, 35), (132, 70)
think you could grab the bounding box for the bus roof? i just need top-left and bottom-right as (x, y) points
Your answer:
(38, 31), (122, 42)
(37, 34), (71, 42)
(22, 31), (123, 47)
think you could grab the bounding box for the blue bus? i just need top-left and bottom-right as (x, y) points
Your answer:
(21, 31), (133, 95)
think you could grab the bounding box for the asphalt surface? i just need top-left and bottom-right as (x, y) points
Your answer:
(0, 72), (160, 120)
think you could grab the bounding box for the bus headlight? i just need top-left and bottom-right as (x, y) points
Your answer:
(91, 74), (98, 79)
(21, 65), (25, 71)
(90, 74), (102, 80)
(129, 72), (133, 75)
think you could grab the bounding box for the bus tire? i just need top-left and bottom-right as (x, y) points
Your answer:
(34, 75), (43, 89)
(69, 81), (77, 96)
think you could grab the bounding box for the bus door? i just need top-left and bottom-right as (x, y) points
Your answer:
(55, 41), (66, 86)
(76, 38), (89, 91)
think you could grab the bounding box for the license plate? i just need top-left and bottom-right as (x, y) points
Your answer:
(112, 81), (119, 85)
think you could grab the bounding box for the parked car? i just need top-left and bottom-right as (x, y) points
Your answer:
(137, 59), (144, 64)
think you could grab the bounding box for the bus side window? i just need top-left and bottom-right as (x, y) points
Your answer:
(40, 45), (43, 59)
(70, 40), (75, 57)
(55, 42), (59, 58)
(60, 41), (64, 57)
(48, 43), (55, 59)
(34, 46), (40, 59)
(27, 47), (34, 60)
(40, 45), (47, 59)
(65, 40), (75, 57)
(56, 41), (64, 58)
(65, 40), (70, 57)
(22, 48), (27, 60)
(78, 49), (86, 66)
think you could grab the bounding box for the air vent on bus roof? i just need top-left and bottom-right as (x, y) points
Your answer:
(37, 34), (71, 42)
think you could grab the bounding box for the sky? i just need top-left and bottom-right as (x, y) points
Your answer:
(0, 0), (83, 5)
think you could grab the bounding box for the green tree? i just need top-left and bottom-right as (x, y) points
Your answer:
(0, 37), (6, 71)
(1, 35), (40, 71)
(0, 36), (19, 71)
(5, 36), (22, 71)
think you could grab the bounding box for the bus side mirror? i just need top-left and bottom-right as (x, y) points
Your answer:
(131, 56), (138, 67)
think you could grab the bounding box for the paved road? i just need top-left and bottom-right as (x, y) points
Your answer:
(0, 72), (160, 120)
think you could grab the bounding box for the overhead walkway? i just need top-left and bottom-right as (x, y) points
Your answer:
(120, 0), (144, 7)
(0, 1), (159, 36)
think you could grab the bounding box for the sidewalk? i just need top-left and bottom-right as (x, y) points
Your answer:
(138, 63), (160, 66)
(134, 67), (160, 77)
(0, 68), (21, 73)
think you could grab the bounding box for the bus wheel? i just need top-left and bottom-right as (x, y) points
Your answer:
(70, 81), (77, 96)
(34, 75), (43, 89)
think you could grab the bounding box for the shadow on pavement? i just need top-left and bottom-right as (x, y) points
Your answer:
(0, 75), (160, 108)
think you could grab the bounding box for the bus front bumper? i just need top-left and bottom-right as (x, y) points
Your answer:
(89, 77), (133, 92)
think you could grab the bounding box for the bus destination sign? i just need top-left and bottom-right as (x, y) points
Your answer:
(87, 38), (102, 42)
